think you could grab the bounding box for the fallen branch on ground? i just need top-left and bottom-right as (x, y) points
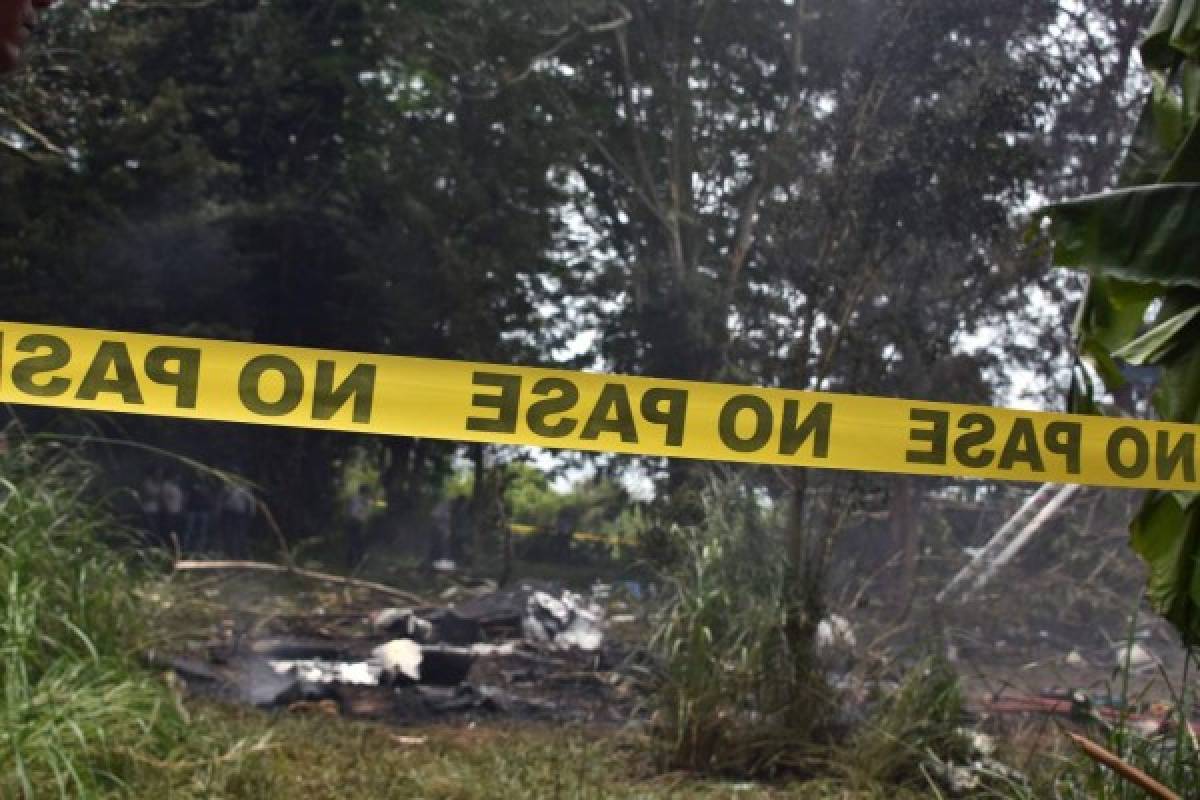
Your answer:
(173, 559), (425, 605)
(1066, 732), (1181, 800)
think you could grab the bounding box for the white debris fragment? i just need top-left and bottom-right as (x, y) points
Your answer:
(337, 660), (382, 685)
(270, 659), (381, 685)
(372, 608), (409, 630)
(946, 764), (980, 792)
(371, 608), (434, 640)
(467, 642), (516, 657)
(560, 607), (605, 651)
(817, 614), (856, 651)
(532, 591), (570, 624)
(523, 589), (607, 652)
(960, 728), (996, 757)
(1116, 642), (1159, 673)
(373, 638), (423, 682)
(1065, 649), (1087, 667)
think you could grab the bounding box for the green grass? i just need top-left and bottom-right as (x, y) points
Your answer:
(1, 439), (156, 796)
(1032, 642), (1199, 798)
(0, 435), (267, 798)
(123, 702), (954, 799)
(645, 479), (839, 778)
(8, 435), (1198, 798)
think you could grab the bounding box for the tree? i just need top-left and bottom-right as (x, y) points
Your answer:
(481, 0), (1071, 692)
(0, 0), (579, 538)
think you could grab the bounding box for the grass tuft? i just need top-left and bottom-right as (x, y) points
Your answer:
(0, 433), (264, 797)
(646, 478), (837, 777)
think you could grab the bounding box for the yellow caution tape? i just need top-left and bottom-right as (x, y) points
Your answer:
(508, 523), (629, 546)
(0, 321), (1195, 491)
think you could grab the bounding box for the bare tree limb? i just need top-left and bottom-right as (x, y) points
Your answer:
(0, 109), (65, 155)
(174, 559), (426, 606)
(0, 138), (42, 163)
(613, 18), (683, 275)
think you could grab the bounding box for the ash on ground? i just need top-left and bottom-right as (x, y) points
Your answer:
(151, 577), (649, 726)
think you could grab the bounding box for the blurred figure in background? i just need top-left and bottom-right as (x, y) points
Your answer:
(220, 482), (256, 559)
(449, 495), (472, 564)
(346, 484), (372, 569)
(160, 475), (185, 548)
(140, 470), (163, 545)
(184, 478), (212, 554)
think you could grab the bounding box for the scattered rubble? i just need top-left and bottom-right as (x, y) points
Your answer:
(980, 688), (1200, 737)
(1116, 642), (1160, 673)
(154, 577), (638, 726)
(925, 729), (1028, 793)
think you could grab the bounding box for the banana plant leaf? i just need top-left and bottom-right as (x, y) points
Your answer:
(1119, 63), (1200, 184)
(1075, 277), (1161, 352)
(1142, 0), (1200, 67)
(1046, 0), (1200, 648)
(1046, 184), (1200, 288)
(1151, 321), (1200, 425)
(1114, 305), (1200, 365)
(1131, 491), (1200, 646)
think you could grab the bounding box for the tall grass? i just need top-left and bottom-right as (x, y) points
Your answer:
(647, 478), (836, 777)
(836, 655), (981, 793)
(1045, 640), (1199, 798)
(644, 479), (1042, 795)
(0, 436), (189, 797)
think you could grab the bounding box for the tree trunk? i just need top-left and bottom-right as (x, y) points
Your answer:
(382, 437), (414, 513)
(469, 443), (486, 561)
(781, 466), (833, 729)
(890, 474), (922, 622)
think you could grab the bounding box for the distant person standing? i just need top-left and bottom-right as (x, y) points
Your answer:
(346, 484), (371, 569)
(184, 479), (212, 553)
(427, 496), (453, 567)
(160, 476), (185, 546)
(140, 471), (163, 545)
(220, 483), (255, 559)
(449, 495), (472, 563)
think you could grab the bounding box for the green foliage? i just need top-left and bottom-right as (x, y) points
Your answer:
(1041, 639), (1199, 798)
(1046, 1), (1200, 646)
(1049, 185), (1200, 289)
(647, 478), (834, 777)
(0, 437), (273, 797)
(544, 0), (1059, 402)
(503, 463), (569, 529)
(840, 656), (971, 793)
(1, 0), (582, 534)
(0, 437), (172, 796)
(0, 0), (1127, 545)
(450, 461), (633, 537)
(126, 705), (844, 799)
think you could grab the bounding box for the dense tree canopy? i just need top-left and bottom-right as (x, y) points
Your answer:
(0, 0), (1157, 540)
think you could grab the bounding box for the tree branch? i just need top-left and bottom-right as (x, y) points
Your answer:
(0, 109), (65, 156)
(173, 559), (426, 606)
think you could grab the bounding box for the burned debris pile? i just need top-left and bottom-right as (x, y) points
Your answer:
(151, 578), (643, 725)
